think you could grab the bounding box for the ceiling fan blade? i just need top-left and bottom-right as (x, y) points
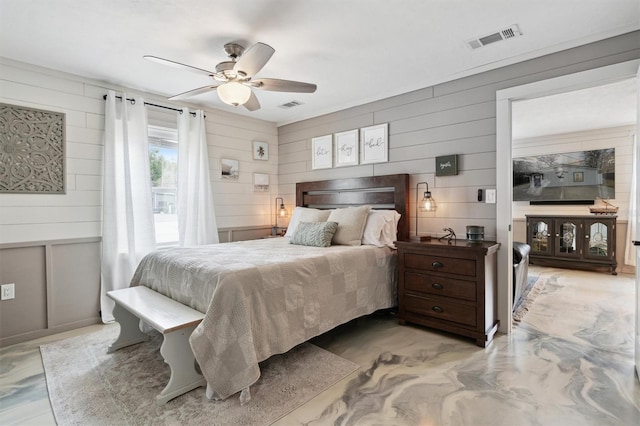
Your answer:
(144, 55), (215, 77)
(233, 42), (275, 78)
(168, 84), (220, 100)
(251, 78), (317, 93)
(243, 91), (261, 111)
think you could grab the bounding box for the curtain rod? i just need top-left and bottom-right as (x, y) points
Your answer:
(102, 94), (199, 117)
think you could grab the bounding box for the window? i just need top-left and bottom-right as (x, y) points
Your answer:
(148, 126), (178, 245)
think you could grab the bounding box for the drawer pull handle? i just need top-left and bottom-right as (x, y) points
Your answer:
(432, 261), (444, 268)
(432, 306), (444, 313)
(432, 283), (444, 290)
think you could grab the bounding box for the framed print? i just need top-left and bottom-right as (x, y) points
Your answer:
(311, 134), (333, 169)
(335, 129), (359, 167)
(221, 158), (239, 179)
(253, 172), (269, 191)
(253, 141), (269, 160)
(435, 154), (458, 176)
(360, 123), (388, 164)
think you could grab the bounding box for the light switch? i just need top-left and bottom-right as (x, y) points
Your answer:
(486, 189), (496, 203)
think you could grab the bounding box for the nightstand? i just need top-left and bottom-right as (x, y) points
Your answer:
(396, 239), (500, 347)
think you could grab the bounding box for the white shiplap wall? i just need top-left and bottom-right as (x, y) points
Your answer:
(513, 126), (635, 221)
(0, 58), (277, 244)
(278, 32), (640, 241)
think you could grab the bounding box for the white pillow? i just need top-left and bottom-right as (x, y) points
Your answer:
(327, 205), (372, 246)
(362, 210), (401, 247)
(284, 207), (332, 237)
(380, 211), (401, 246)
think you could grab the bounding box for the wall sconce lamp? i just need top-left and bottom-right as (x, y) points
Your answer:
(412, 181), (436, 241)
(273, 197), (288, 236)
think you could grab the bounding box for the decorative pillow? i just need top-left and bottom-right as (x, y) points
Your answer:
(327, 205), (372, 246)
(284, 207), (332, 238)
(289, 221), (338, 247)
(362, 210), (401, 247)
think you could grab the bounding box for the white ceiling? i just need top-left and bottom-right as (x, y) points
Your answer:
(0, 0), (638, 126)
(512, 78), (638, 139)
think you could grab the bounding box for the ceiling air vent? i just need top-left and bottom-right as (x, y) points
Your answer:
(278, 100), (304, 109)
(467, 24), (522, 50)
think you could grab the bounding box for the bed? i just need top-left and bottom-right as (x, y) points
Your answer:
(127, 173), (410, 400)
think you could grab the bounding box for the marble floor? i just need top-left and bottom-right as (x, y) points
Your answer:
(1, 266), (639, 425)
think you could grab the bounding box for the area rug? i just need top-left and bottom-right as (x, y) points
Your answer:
(512, 275), (546, 323)
(41, 325), (359, 425)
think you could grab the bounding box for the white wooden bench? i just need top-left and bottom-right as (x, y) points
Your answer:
(107, 286), (207, 405)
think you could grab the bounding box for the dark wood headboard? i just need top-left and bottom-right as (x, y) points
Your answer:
(296, 174), (410, 241)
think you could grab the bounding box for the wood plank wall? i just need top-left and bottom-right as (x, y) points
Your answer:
(0, 57), (279, 244)
(277, 31), (640, 242)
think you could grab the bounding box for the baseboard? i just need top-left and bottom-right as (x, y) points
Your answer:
(0, 317), (102, 347)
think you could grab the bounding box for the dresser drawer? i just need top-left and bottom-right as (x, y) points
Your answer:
(404, 253), (476, 277)
(404, 272), (476, 301)
(403, 294), (476, 327)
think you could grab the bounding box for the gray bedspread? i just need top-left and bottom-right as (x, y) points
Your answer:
(129, 237), (396, 399)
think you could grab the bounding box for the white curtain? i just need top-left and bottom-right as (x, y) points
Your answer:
(625, 132), (637, 267)
(177, 108), (219, 246)
(101, 91), (156, 322)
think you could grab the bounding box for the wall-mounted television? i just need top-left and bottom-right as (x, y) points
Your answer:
(513, 148), (615, 203)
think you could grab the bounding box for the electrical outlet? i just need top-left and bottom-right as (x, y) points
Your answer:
(1, 283), (15, 300)
(485, 189), (496, 204)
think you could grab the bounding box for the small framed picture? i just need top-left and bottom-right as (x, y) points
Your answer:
(312, 134), (333, 169)
(573, 172), (584, 182)
(360, 123), (388, 164)
(221, 158), (239, 179)
(253, 141), (269, 161)
(253, 173), (269, 191)
(335, 129), (359, 167)
(435, 154), (458, 176)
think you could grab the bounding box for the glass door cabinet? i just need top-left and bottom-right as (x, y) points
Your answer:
(555, 219), (580, 258)
(529, 219), (551, 255)
(584, 219), (613, 261)
(526, 215), (617, 275)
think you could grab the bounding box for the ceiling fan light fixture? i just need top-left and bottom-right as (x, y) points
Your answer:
(217, 82), (251, 106)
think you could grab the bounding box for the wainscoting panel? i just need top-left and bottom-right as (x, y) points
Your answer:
(0, 238), (101, 347)
(218, 226), (273, 243)
(0, 245), (47, 339)
(50, 241), (101, 328)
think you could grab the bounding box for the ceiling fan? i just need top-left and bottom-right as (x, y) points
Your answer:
(144, 42), (317, 111)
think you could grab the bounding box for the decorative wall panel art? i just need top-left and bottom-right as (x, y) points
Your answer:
(0, 103), (66, 193)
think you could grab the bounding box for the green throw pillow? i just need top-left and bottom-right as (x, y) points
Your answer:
(289, 221), (338, 247)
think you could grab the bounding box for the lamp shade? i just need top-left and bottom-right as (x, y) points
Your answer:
(420, 190), (436, 212)
(217, 82), (252, 106)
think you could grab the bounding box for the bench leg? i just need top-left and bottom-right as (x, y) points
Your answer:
(156, 325), (206, 405)
(107, 302), (148, 353)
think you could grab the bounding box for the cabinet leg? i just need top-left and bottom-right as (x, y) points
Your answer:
(398, 319), (406, 325)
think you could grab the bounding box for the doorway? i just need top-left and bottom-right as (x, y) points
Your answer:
(495, 59), (640, 335)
